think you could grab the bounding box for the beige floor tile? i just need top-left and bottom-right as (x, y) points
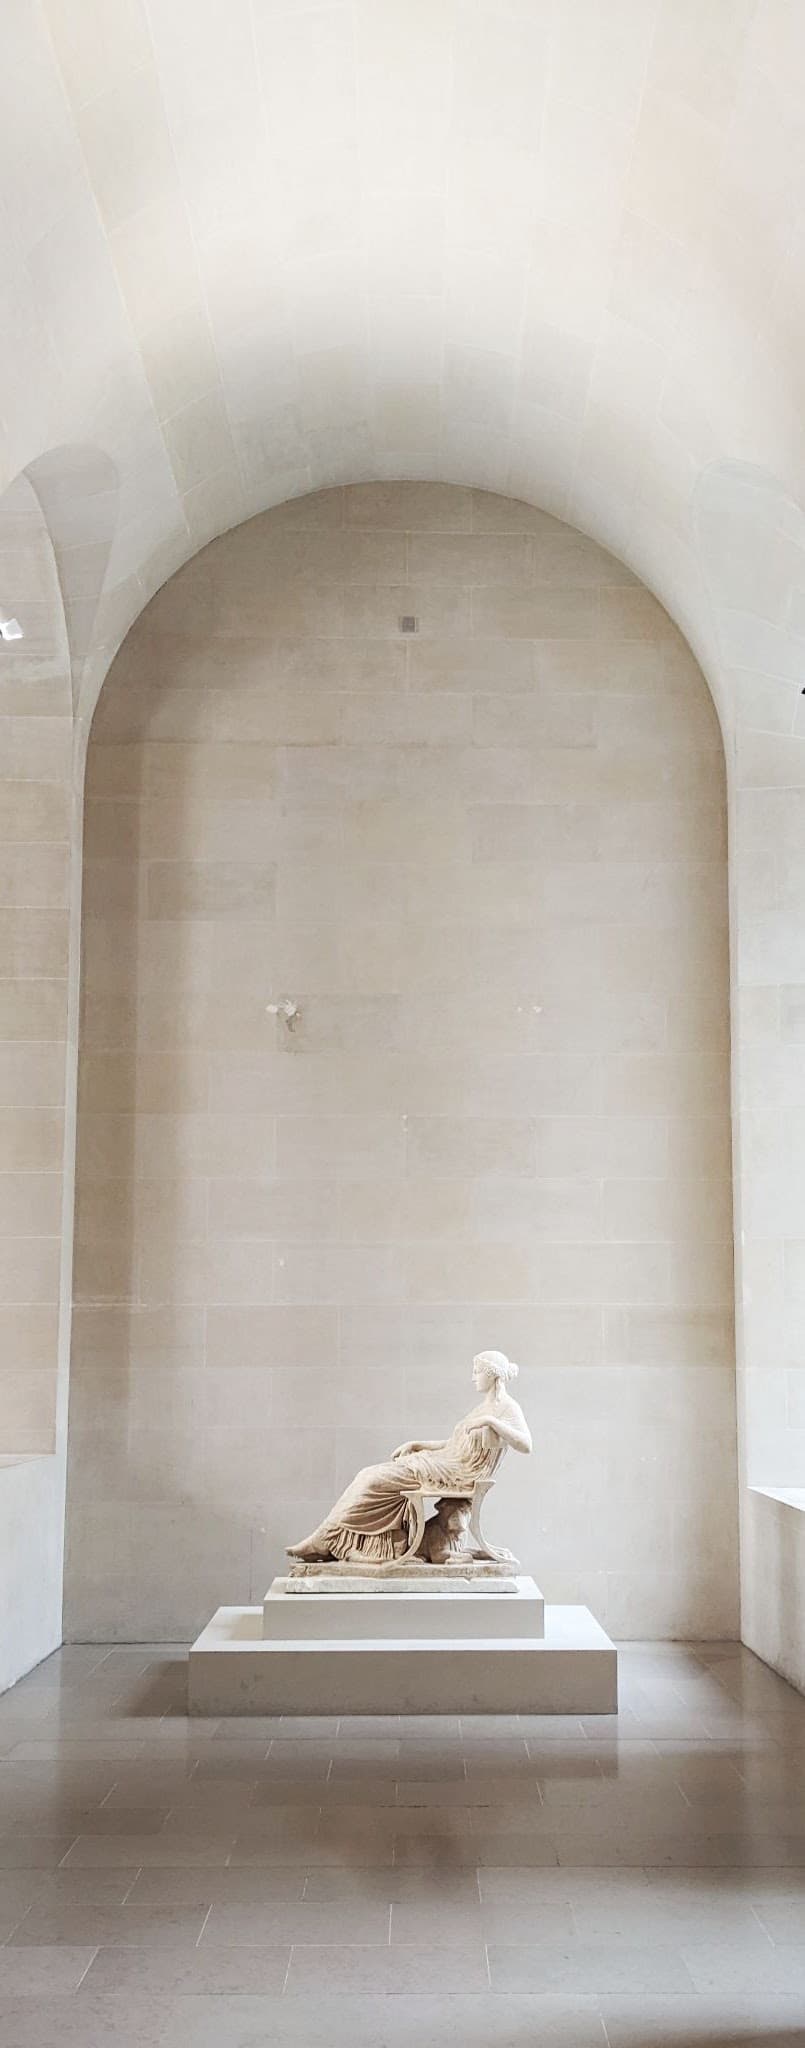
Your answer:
(284, 1942), (490, 1994)
(462, 1739), (532, 1765)
(518, 1718), (590, 1740)
(71, 1809), (171, 1836)
(301, 1841), (395, 1870)
(0, 1947), (96, 1995)
(554, 1829), (805, 1867)
(302, 1868), (481, 1904)
(0, 1833), (81, 1870)
(201, 1899), (390, 1945)
(600, 1994), (805, 2045)
(12, 1896), (208, 1948)
(327, 1753), (402, 1781)
(155, 1781), (259, 1813)
(391, 1898), (574, 1946)
(479, 1867), (581, 1904)
(488, 1938), (695, 1993)
(163, 1995), (605, 2048)
(250, 1778), (329, 1806)
(570, 1887), (773, 1943)
(268, 1738), (350, 1766)
(391, 1716), (463, 1739)
(126, 1868), (306, 1906)
(335, 1716), (402, 1739)
(82, 1943), (292, 1993)
(0, 1873), (52, 1936)
(391, 1754), (468, 1782)
(752, 1892), (805, 1940)
(534, 1792), (693, 1834)
(321, 1777), (396, 1807)
(528, 1746), (609, 1779)
(0, 1991), (175, 2047)
(58, 1832), (235, 1868)
(395, 1775), (540, 1808)
(207, 1719), (277, 1741)
(192, 1754), (277, 1783)
(642, 1865), (805, 1905)
(393, 1807), (475, 1838)
(7, 1741), (149, 1761)
(682, 1936), (805, 1994)
(279, 1718), (341, 1739)
(30, 1873), (142, 1905)
(470, 1833), (561, 1868)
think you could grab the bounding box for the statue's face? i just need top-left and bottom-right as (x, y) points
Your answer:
(473, 1358), (493, 1391)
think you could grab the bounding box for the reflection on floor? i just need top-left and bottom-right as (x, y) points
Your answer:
(1, 1642), (805, 2043)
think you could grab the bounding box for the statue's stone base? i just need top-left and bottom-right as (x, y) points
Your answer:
(286, 1558), (518, 1584)
(264, 1573), (543, 1640)
(188, 1602), (618, 1716)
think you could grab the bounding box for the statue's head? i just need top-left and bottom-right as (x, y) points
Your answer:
(472, 1349), (519, 1392)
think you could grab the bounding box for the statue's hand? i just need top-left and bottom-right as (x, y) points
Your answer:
(391, 1441), (418, 1460)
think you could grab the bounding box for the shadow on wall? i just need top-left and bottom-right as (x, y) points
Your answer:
(68, 741), (254, 1640)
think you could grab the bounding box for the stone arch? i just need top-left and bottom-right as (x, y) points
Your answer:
(66, 481), (737, 1645)
(693, 457), (805, 1688)
(0, 443), (119, 1692)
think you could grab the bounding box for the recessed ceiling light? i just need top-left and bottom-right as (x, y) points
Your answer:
(0, 618), (23, 642)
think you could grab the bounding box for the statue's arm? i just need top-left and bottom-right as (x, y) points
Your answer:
(472, 1411), (532, 1455)
(391, 1437), (446, 1459)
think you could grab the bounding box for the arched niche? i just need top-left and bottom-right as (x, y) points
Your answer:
(66, 482), (737, 1647)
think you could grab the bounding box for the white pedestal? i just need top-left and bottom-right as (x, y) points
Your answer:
(188, 1602), (617, 1716)
(264, 1573), (545, 1641)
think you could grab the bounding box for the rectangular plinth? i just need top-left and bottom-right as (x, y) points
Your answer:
(189, 1603), (617, 1715)
(263, 1574), (544, 1641)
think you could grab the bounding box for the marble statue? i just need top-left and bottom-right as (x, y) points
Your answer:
(287, 1350), (531, 1567)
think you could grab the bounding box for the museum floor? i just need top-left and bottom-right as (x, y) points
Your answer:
(1, 1643), (805, 2044)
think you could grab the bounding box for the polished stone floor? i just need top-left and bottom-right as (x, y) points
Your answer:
(1, 1641), (805, 2043)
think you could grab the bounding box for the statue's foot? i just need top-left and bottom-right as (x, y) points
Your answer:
(287, 1537), (329, 1561)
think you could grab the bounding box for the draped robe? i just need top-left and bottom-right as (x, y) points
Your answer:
(310, 1412), (505, 1564)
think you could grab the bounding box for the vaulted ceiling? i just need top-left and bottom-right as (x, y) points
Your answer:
(2, 0), (805, 727)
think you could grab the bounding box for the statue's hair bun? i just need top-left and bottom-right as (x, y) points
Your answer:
(475, 1349), (519, 1383)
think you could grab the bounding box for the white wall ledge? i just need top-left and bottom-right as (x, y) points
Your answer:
(0, 1454), (54, 1472)
(751, 1485), (805, 1513)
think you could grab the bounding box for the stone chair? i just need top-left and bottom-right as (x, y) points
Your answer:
(401, 1477), (506, 1565)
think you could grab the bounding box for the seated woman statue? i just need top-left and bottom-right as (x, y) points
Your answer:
(287, 1350), (531, 1565)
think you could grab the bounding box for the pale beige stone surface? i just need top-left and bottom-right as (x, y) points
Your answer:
(0, 1636), (805, 2037)
(66, 487), (735, 1642)
(2, 0), (805, 1705)
(0, 477), (72, 1461)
